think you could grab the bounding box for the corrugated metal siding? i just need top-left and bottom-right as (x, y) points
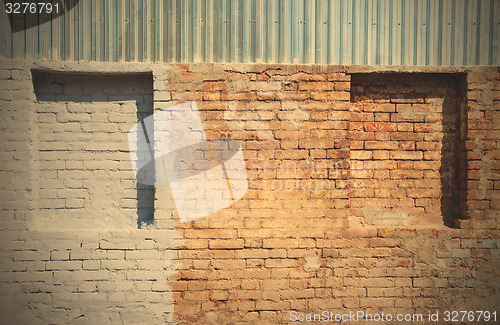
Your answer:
(1, 0), (499, 65)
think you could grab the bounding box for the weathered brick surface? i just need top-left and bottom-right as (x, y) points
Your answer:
(0, 60), (498, 324)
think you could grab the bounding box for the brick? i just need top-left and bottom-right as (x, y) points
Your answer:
(365, 122), (397, 132)
(183, 229), (219, 239)
(351, 150), (373, 160)
(12, 250), (39, 261)
(0, 69), (11, 79)
(364, 141), (399, 150)
(203, 92), (220, 101)
(101, 259), (136, 270)
(413, 277), (448, 288)
(324, 72), (350, 81)
(220, 92), (257, 101)
(350, 112), (374, 122)
(82, 260), (100, 270)
(125, 250), (163, 260)
(256, 91), (275, 100)
(209, 239), (244, 249)
(99, 240), (135, 250)
(249, 81), (281, 91)
(277, 110), (310, 120)
(333, 81), (350, 91)
(70, 250), (92, 260)
(344, 227), (377, 238)
(299, 139), (335, 149)
(263, 238), (299, 249)
(46, 260), (82, 271)
(255, 300), (289, 310)
(372, 151), (389, 160)
(288, 72), (327, 81)
(275, 91), (309, 101)
(389, 129), (423, 139)
(390, 151), (423, 160)
(153, 90), (171, 101)
(298, 82), (333, 91)
(311, 91), (341, 101)
(51, 250), (70, 261)
(202, 81), (226, 91)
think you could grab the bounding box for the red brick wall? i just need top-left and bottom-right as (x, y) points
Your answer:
(165, 64), (500, 324)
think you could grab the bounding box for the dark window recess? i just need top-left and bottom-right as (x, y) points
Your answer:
(32, 70), (155, 228)
(350, 73), (467, 228)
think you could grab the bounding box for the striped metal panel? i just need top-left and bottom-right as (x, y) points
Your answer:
(0, 0), (499, 65)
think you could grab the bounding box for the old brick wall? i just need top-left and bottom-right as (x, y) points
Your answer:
(0, 60), (498, 324)
(169, 65), (500, 324)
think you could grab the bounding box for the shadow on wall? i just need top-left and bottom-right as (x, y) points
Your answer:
(440, 76), (468, 227)
(32, 70), (154, 229)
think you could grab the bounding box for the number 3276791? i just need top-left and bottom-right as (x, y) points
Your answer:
(5, 2), (59, 14)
